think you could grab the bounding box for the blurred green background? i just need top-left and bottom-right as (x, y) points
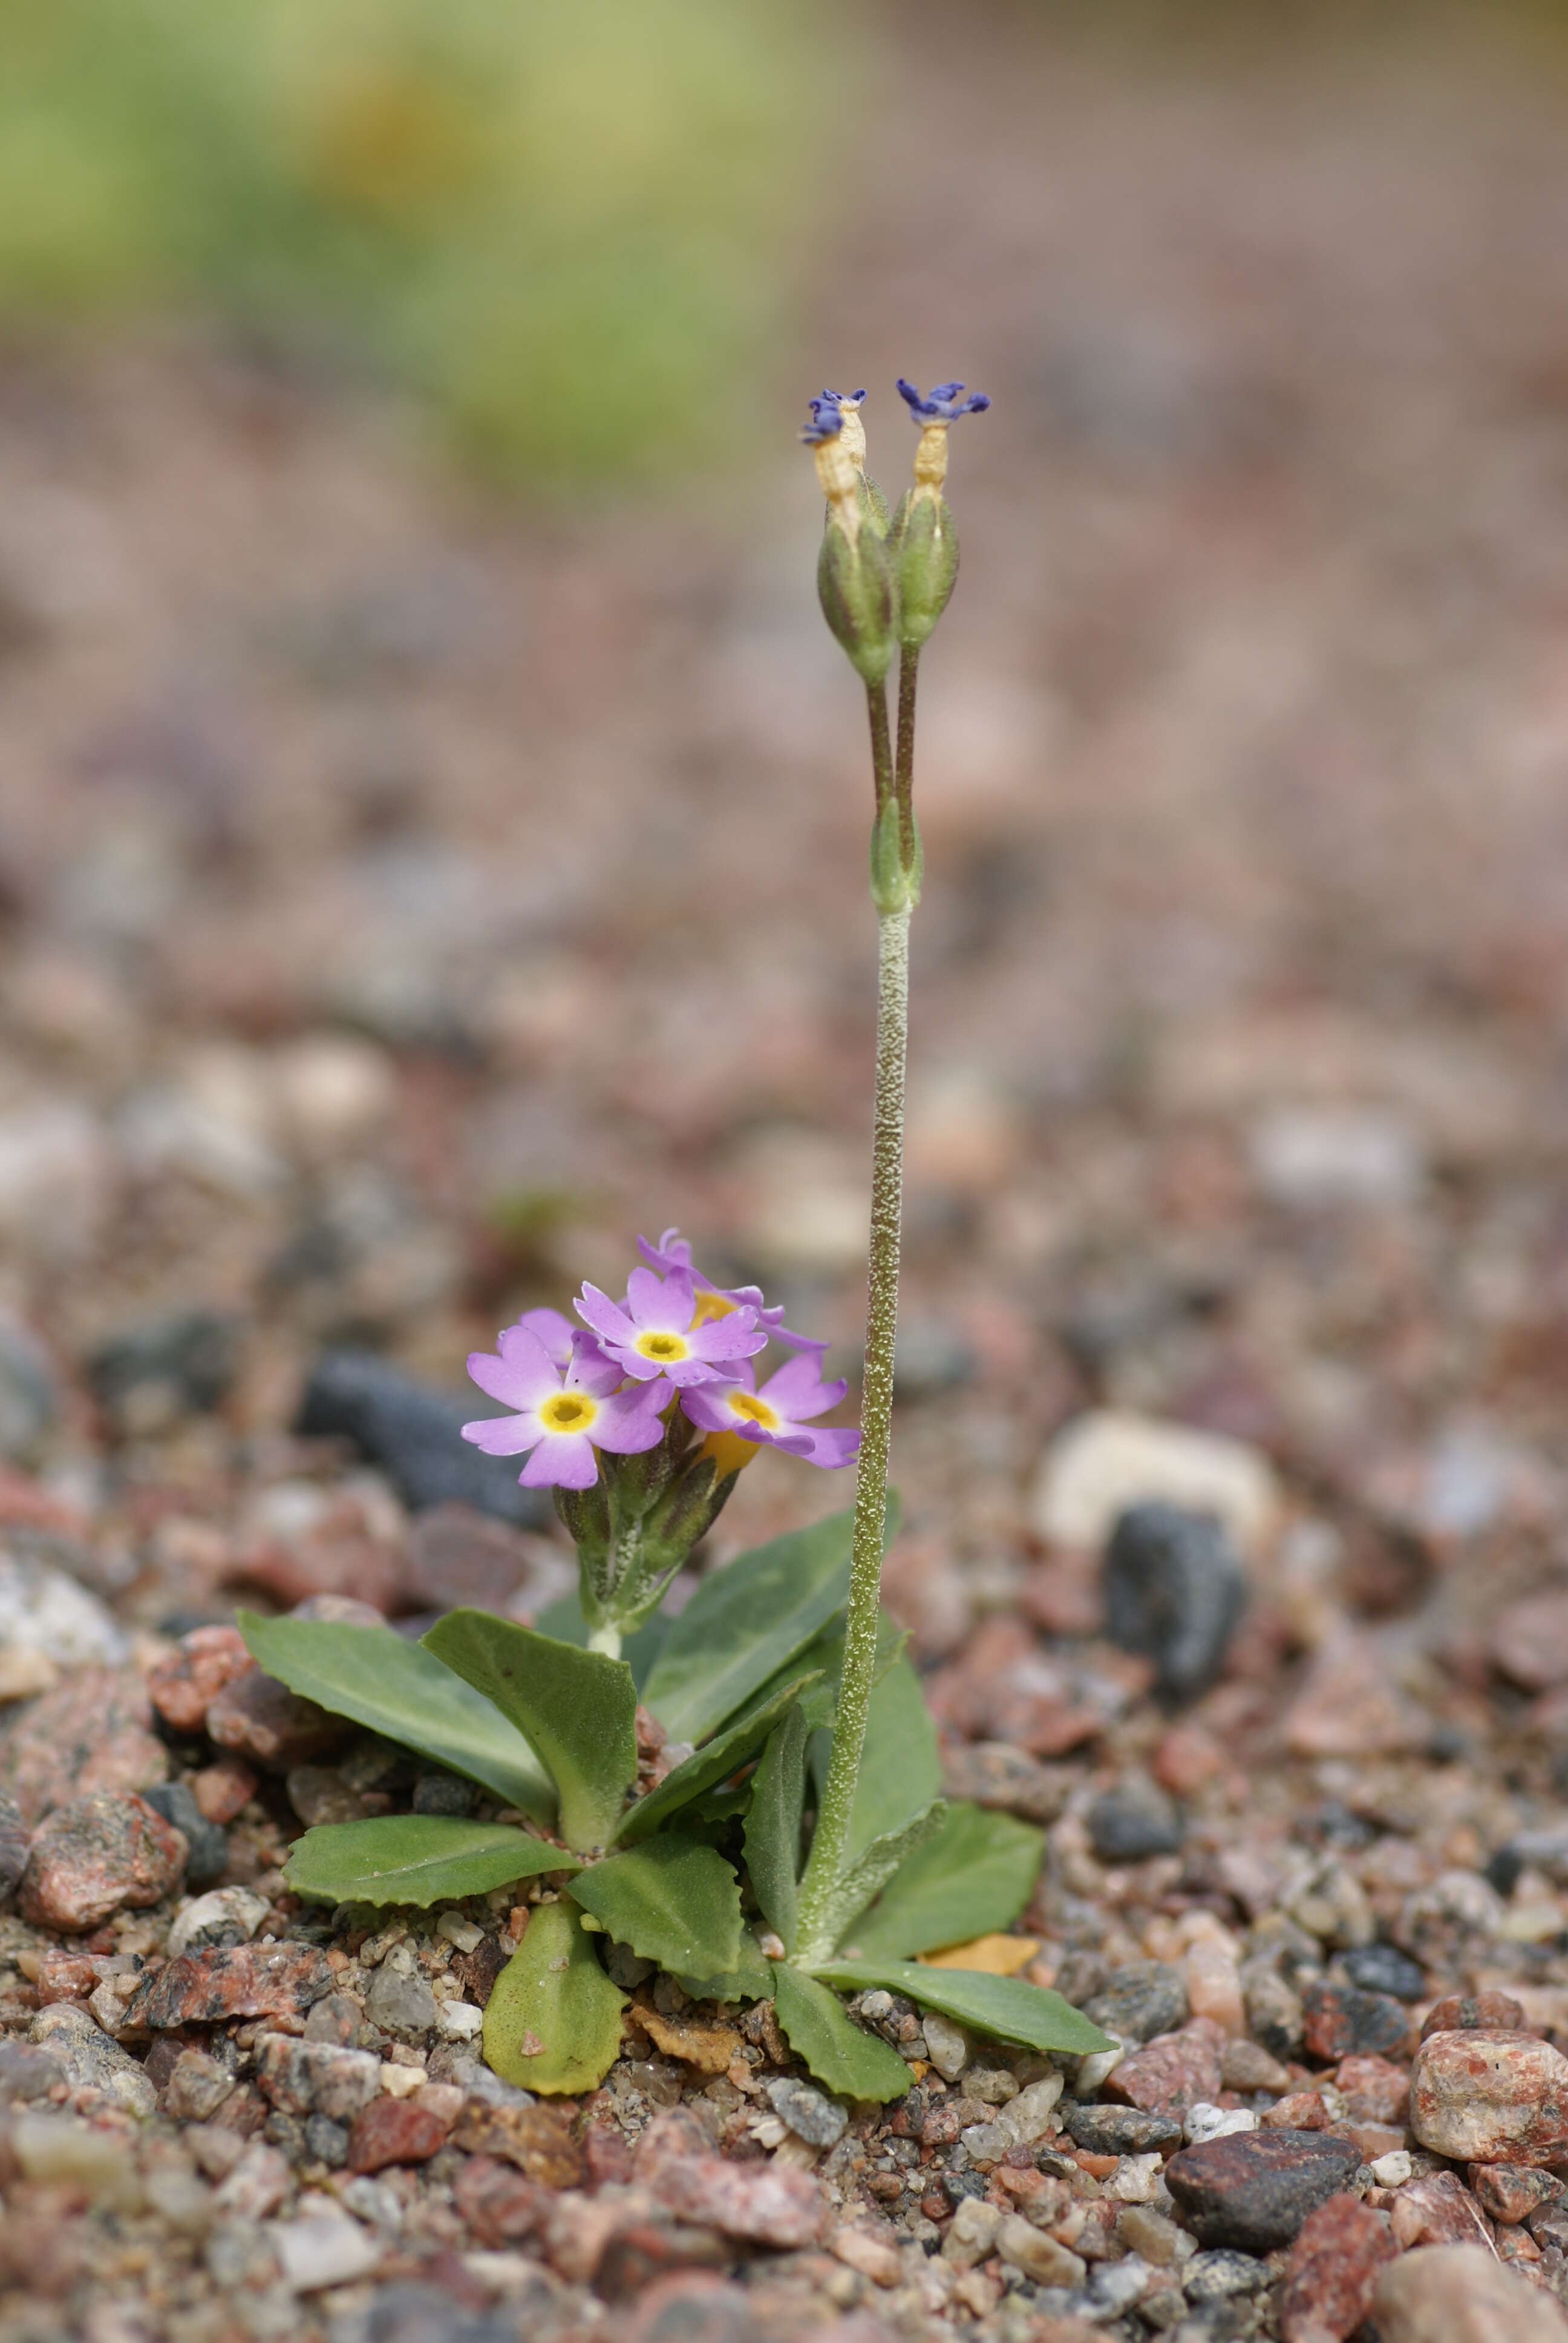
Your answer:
(0, 0), (825, 488)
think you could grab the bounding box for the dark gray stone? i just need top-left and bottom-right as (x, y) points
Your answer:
(88, 1311), (238, 1432)
(1062, 2102), (1183, 2155)
(411, 1769), (472, 1816)
(764, 2074), (848, 2149)
(363, 1962), (437, 2037)
(0, 1313), (59, 1461)
(296, 1349), (549, 1526)
(140, 1778), (227, 1887)
(1103, 1501), (1247, 1702)
(361, 2281), (535, 2343)
(1339, 1942), (1426, 2001)
(1086, 1778), (1184, 1863)
(1082, 1961), (1189, 2043)
(1165, 2129), (1362, 2252)
(305, 2112), (350, 2168)
(0, 2036), (67, 2104)
(1184, 2250), (1270, 2302)
(0, 1790), (28, 1898)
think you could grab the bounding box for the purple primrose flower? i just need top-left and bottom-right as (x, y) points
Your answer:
(577, 1265), (765, 1388)
(682, 1351), (860, 1470)
(636, 1228), (827, 1354)
(896, 379), (991, 423)
(462, 1324), (665, 1491)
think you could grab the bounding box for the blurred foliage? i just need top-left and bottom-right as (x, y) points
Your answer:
(0, 0), (827, 485)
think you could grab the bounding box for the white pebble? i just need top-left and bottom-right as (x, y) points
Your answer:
(270, 2217), (382, 2292)
(1184, 2103), (1258, 2145)
(435, 1999), (483, 2041)
(1076, 2039), (1127, 2097)
(436, 1912), (485, 1955)
(921, 2010), (970, 2082)
(1370, 2149), (1414, 2187)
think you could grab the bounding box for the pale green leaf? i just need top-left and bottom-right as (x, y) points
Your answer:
(815, 1957), (1115, 2057)
(826, 1800), (946, 1948)
(566, 1837), (742, 1982)
(676, 1928), (776, 2004)
(612, 1673), (818, 1848)
(771, 1963), (912, 2102)
(743, 1702), (808, 1951)
(286, 1815), (577, 1909)
(483, 1899), (626, 2094)
(532, 1593), (673, 1689)
(641, 1497), (898, 1746)
(238, 1611), (552, 1821)
(750, 1608), (907, 1733)
(849, 1803), (1044, 1959)
(422, 1611), (636, 1853)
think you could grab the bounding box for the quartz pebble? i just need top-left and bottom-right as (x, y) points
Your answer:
(920, 2011), (970, 2080)
(994, 2212), (1086, 2288)
(11, 2110), (143, 2207)
(1409, 2027), (1568, 2163)
(21, 1790), (185, 1931)
(166, 1885), (271, 1958)
(1165, 2128), (1362, 2251)
(941, 2197), (1001, 2267)
(364, 1961), (438, 2036)
(1033, 1411), (1278, 1556)
(1184, 2102), (1258, 2144)
(270, 2214), (382, 2292)
(1375, 2241), (1568, 2343)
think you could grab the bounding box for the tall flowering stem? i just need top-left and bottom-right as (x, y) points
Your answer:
(795, 893), (910, 1959)
(793, 378), (985, 1962)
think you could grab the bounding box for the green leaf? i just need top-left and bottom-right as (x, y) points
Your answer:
(771, 1964), (912, 2103)
(483, 1899), (627, 2094)
(567, 1837), (742, 1981)
(849, 1803), (1044, 1959)
(678, 1928), (776, 2004)
(743, 1702), (808, 1951)
(829, 1800), (946, 1947)
(815, 1958), (1116, 2057)
(422, 1611), (636, 1853)
(809, 1653), (941, 1865)
(533, 1593), (673, 1691)
(751, 1608), (907, 1733)
(612, 1673), (818, 1848)
(641, 1497), (898, 1746)
(238, 1612), (552, 1821)
(285, 1816), (578, 1909)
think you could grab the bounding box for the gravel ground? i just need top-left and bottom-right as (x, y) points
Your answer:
(2, 17), (1568, 2343)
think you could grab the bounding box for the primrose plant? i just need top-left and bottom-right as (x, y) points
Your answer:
(241, 383), (1111, 2103)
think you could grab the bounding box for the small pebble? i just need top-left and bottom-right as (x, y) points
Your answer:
(764, 2074), (848, 2149)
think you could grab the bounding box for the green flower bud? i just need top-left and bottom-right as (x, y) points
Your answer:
(817, 514), (898, 685)
(890, 489), (959, 649)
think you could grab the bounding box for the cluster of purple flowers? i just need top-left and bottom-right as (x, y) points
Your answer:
(463, 1230), (860, 1491)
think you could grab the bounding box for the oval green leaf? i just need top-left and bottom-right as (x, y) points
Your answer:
(849, 1803), (1044, 1959)
(484, 1898), (627, 2094)
(238, 1612), (552, 1820)
(422, 1611), (636, 1853)
(771, 1963), (912, 2103)
(566, 1837), (742, 1982)
(612, 1673), (818, 1849)
(815, 1956), (1115, 2057)
(286, 1815), (579, 1909)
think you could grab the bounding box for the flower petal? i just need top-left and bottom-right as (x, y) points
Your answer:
(520, 1432), (598, 1490)
(679, 1382), (743, 1434)
(577, 1283), (637, 1345)
(468, 1332), (559, 1411)
(461, 1412), (541, 1457)
(511, 1308), (575, 1371)
(593, 1392), (668, 1454)
(759, 1352), (846, 1420)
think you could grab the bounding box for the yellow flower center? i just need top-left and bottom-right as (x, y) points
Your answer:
(729, 1391), (780, 1433)
(699, 1429), (760, 1478)
(540, 1392), (596, 1434)
(636, 1330), (689, 1363)
(690, 1289), (737, 1327)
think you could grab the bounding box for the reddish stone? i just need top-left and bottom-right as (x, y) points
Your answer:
(145, 1627), (252, 1735)
(454, 1935), (509, 2009)
(204, 1665), (348, 1771)
(33, 1948), (100, 2002)
(126, 1941), (334, 2030)
(1105, 2017), (1226, 2118)
(1388, 2169), (1495, 2252)
(1261, 2091), (1331, 2131)
(1494, 2225), (1546, 2279)
(403, 1502), (531, 1611)
(1153, 1723), (1223, 1797)
(926, 1619), (1105, 1757)
(630, 2106), (713, 2177)
(1302, 1981), (1408, 2063)
(1469, 2163), (1564, 2225)
(0, 1667), (168, 1825)
(1335, 2053), (1410, 2125)
(450, 2099), (585, 2188)
(452, 2154), (549, 2245)
(1492, 1591), (1568, 1691)
(1376, 2245), (1568, 2342)
(189, 1760), (257, 1824)
(1345, 2125), (1408, 2163)
(1278, 2192), (1396, 2343)
(20, 1791), (185, 1932)
(233, 1527), (407, 1616)
(584, 2122), (634, 2186)
(651, 2154), (828, 2247)
(209, 2081), (267, 2136)
(347, 2094), (451, 2172)
(1422, 1990), (1528, 2039)
(616, 2275), (756, 2343)
(1165, 2130), (1363, 2252)
(1410, 2029), (1568, 2164)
